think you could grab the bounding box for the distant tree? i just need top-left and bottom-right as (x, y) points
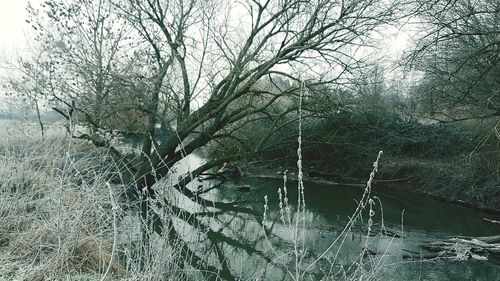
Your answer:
(409, 0), (500, 122)
(16, 0), (149, 137)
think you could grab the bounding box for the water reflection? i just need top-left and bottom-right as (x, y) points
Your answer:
(121, 152), (500, 280)
(196, 176), (500, 280)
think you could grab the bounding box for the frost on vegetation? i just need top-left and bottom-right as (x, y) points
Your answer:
(453, 242), (472, 261)
(0, 134), (125, 280)
(261, 82), (390, 280)
(0, 132), (194, 281)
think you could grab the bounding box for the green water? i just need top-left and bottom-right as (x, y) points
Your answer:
(195, 176), (500, 280)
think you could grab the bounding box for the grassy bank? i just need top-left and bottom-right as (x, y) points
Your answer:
(380, 152), (500, 212)
(212, 108), (500, 212)
(0, 128), (196, 280)
(0, 132), (123, 280)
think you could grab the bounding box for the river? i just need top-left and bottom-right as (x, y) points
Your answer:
(124, 151), (500, 280)
(172, 155), (500, 280)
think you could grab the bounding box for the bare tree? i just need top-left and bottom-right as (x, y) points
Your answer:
(14, 0), (404, 278)
(16, 0), (143, 138)
(113, 0), (402, 196)
(408, 0), (500, 121)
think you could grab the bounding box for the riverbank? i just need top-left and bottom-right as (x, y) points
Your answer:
(237, 152), (500, 214)
(0, 135), (123, 281)
(379, 155), (500, 213)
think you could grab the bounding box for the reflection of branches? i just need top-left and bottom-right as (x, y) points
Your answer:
(167, 222), (222, 281)
(131, 150), (295, 278)
(138, 167), (282, 280)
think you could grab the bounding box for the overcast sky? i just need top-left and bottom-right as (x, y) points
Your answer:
(0, 0), (41, 62)
(0, 0), (410, 65)
(0, 0), (410, 108)
(0, 0), (409, 62)
(0, 0), (40, 107)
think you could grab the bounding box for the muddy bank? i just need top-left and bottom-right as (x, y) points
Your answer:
(236, 155), (500, 214)
(378, 156), (500, 213)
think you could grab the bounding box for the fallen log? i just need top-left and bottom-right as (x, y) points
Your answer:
(198, 162), (243, 181)
(401, 250), (456, 261)
(362, 235), (500, 263)
(420, 235), (500, 264)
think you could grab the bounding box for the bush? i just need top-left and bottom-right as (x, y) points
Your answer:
(210, 98), (483, 182)
(380, 119), (474, 157)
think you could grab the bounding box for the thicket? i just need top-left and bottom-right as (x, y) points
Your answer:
(211, 90), (479, 173)
(208, 85), (500, 211)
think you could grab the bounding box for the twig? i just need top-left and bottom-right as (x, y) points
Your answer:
(483, 218), (500, 225)
(101, 182), (118, 281)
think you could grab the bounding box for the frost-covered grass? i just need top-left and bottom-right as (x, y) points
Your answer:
(0, 121), (219, 281)
(0, 127), (120, 280)
(261, 84), (394, 281)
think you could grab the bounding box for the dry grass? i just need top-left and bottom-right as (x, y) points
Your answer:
(0, 127), (125, 281)
(0, 123), (206, 281)
(260, 83), (394, 281)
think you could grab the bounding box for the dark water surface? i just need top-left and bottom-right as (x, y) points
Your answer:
(196, 176), (500, 280)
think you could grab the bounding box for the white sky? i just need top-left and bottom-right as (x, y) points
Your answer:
(0, 0), (41, 108)
(385, 26), (410, 54)
(0, 0), (411, 107)
(0, 0), (41, 62)
(0, 1), (411, 64)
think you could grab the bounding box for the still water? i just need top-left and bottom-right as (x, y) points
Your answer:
(189, 174), (500, 281)
(115, 148), (500, 280)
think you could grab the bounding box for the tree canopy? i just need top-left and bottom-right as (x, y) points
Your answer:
(13, 0), (406, 192)
(409, 0), (500, 121)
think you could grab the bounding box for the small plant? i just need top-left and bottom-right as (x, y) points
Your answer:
(262, 82), (388, 280)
